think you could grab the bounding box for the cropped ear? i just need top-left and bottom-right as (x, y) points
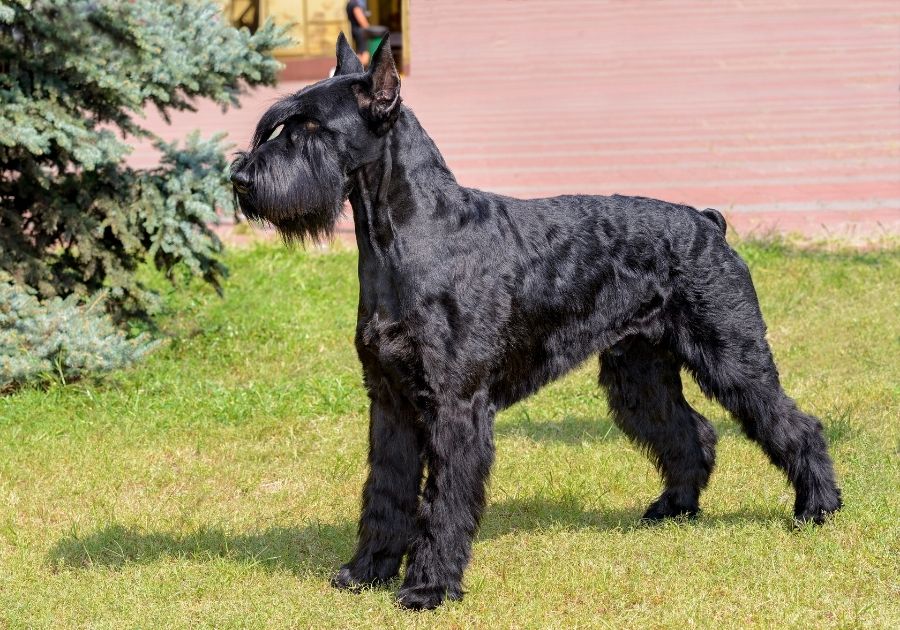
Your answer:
(334, 32), (364, 76)
(354, 34), (401, 131)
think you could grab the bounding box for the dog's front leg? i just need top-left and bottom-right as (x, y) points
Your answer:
(398, 391), (495, 610)
(332, 387), (424, 590)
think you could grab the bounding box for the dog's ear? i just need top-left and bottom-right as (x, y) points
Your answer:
(335, 32), (364, 76)
(355, 34), (401, 129)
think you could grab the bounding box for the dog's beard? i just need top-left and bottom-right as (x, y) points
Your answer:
(234, 138), (346, 243)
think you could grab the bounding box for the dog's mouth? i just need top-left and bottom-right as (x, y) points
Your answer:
(228, 144), (349, 243)
(229, 161), (345, 243)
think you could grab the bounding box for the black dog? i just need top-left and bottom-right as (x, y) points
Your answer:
(231, 34), (842, 610)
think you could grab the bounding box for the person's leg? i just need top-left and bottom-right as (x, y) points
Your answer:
(352, 29), (369, 66)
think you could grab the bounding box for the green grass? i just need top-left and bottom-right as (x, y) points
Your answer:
(1, 241), (898, 628)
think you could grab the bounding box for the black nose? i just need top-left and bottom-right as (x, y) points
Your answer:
(231, 169), (252, 194)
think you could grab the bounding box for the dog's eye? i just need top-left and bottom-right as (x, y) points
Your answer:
(267, 124), (284, 142)
(304, 120), (320, 133)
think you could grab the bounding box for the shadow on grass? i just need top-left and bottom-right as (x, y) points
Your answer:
(480, 496), (638, 539)
(47, 522), (355, 578)
(496, 412), (858, 447)
(495, 415), (759, 446)
(480, 495), (788, 539)
(496, 415), (623, 444)
(48, 497), (788, 575)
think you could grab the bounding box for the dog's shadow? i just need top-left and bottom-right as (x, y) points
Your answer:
(494, 414), (755, 444)
(47, 497), (784, 576)
(498, 413), (858, 445)
(47, 522), (354, 578)
(495, 415), (624, 444)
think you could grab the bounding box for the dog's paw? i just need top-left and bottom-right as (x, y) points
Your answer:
(330, 566), (363, 591)
(641, 494), (700, 522)
(396, 584), (462, 611)
(794, 488), (842, 525)
(331, 565), (377, 592)
(332, 555), (403, 592)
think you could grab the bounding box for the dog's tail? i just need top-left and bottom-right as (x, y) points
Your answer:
(700, 208), (727, 235)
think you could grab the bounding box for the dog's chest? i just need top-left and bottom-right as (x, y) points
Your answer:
(357, 311), (415, 366)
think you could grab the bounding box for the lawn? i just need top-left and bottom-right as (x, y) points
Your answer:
(1, 240), (898, 628)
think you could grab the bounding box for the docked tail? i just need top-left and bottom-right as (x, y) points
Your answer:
(701, 208), (727, 234)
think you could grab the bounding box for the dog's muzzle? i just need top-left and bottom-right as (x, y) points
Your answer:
(231, 168), (252, 195)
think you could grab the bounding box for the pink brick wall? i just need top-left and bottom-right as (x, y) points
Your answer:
(402, 1), (900, 236)
(135, 1), (900, 238)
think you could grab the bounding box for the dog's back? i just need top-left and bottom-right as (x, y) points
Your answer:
(447, 190), (739, 406)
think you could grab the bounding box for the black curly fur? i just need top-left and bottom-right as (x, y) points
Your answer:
(231, 33), (842, 611)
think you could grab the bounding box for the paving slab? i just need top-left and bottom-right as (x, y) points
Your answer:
(131, 0), (900, 242)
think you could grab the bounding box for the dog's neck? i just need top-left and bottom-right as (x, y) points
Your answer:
(349, 107), (461, 262)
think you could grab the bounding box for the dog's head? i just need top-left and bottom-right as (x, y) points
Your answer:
(230, 33), (401, 241)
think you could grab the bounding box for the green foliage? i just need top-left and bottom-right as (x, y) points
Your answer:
(0, 0), (289, 386)
(0, 272), (157, 390)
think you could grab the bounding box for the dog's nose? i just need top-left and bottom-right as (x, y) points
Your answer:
(231, 169), (252, 194)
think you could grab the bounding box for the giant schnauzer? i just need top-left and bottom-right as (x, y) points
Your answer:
(231, 34), (842, 610)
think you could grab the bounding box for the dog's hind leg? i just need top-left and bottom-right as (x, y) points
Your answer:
(332, 383), (424, 590)
(679, 336), (841, 523)
(671, 261), (841, 524)
(599, 336), (718, 520)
